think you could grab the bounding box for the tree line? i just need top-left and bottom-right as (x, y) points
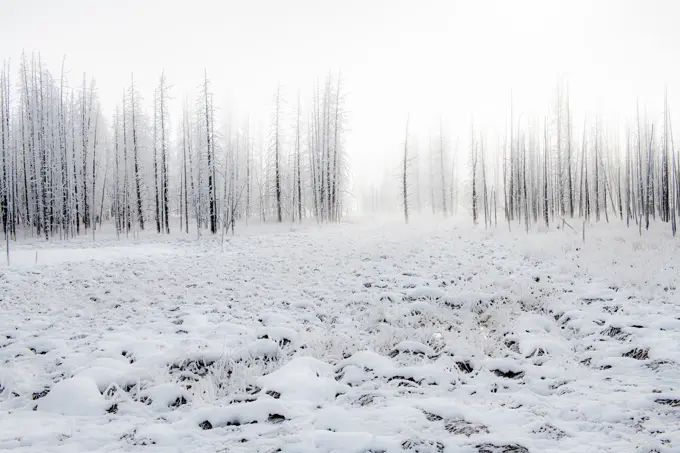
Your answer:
(396, 82), (679, 236)
(0, 54), (348, 242)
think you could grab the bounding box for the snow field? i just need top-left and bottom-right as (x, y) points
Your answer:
(1, 219), (679, 452)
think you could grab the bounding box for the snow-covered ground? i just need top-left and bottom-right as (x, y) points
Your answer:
(1, 218), (679, 453)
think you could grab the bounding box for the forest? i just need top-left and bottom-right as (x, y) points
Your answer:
(382, 86), (678, 237)
(0, 54), (347, 244)
(0, 54), (678, 247)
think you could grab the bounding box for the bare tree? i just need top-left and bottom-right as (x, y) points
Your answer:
(471, 121), (478, 225)
(130, 74), (145, 230)
(153, 88), (161, 233)
(159, 71), (170, 233)
(295, 91), (303, 222)
(203, 70), (217, 234)
(403, 113), (410, 224)
(273, 83), (283, 223)
(439, 118), (447, 216)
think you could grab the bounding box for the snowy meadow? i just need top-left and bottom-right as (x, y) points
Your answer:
(1, 218), (679, 453)
(3, 2), (680, 452)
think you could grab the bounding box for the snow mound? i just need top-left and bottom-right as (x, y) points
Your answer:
(139, 383), (189, 409)
(256, 326), (298, 346)
(258, 356), (348, 402)
(37, 377), (109, 416)
(74, 358), (137, 393)
(234, 338), (282, 362)
(338, 350), (395, 372)
(389, 340), (436, 357)
(406, 286), (447, 301)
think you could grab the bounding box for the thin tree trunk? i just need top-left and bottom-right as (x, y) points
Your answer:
(439, 118), (447, 216)
(429, 136), (435, 215)
(131, 75), (145, 231)
(70, 91), (79, 234)
(646, 125), (655, 230)
(205, 70), (216, 233)
(160, 72), (170, 234)
(153, 89), (161, 233)
(296, 92), (303, 222)
(626, 129), (631, 226)
(566, 85), (574, 217)
(274, 84), (282, 223)
(481, 135), (488, 228)
(91, 105), (99, 235)
(182, 102), (189, 233)
(114, 107), (121, 237)
(81, 74), (89, 231)
(471, 122), (478, 225)
(544, 119), (549, 227)
(403, 114), (409, 224)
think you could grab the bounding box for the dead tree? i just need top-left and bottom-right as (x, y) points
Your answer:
(204, 70), (217, 234)
(273, 83), (283, 223)
(471, 121), (478, 225)
(295, 92), (303, 222)
(403, 114), (410, 224)
(130, 75), (145, 230)
(439, 119), (447, 216)
(153, 89), (161, 233)
(159, 71), (170, 233)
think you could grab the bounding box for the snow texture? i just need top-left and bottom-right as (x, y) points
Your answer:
(1, 219), (679, 452)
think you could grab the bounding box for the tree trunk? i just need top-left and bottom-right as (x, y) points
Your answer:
(274, 84), (282, 223)
(160, 72), (170, 234)
(205, 71), (216, 233)
(439, 119), (447, 216)
(403, 114), (409, 224)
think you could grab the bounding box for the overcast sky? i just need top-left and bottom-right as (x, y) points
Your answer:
(2, 0), (680, 183)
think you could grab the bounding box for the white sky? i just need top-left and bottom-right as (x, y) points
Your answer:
(2, 0), (680, 186)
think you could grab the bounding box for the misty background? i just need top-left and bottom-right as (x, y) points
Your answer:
(1, 0), (679, 217)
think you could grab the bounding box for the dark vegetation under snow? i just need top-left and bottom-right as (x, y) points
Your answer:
(0, 221), (678, 452)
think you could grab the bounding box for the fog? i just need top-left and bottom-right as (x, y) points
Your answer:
(1, 0), (680, 231)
